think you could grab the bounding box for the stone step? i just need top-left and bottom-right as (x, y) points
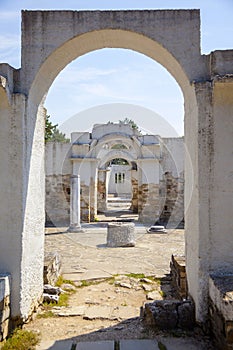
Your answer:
(76, 340), (158, 350)
(76, 341), (114, 350)
(36, 339), (74, 349)
(37, 338), (211, 350)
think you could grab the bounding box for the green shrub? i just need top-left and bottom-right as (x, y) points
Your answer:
(1, 329), (40, 350)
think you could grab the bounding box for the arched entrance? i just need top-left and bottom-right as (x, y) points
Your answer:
(0, 10), (232, 326)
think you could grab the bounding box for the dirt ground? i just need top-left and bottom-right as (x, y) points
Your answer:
(24, 275), (214, 348)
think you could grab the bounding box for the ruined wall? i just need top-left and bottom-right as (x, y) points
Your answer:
(45, 142), (72, 226)
(0, 274), (10, 341)
(209, 274), (233, 350)
(97, 172), (107, 213)
(131, 170), (138, 213)
(138, 184), (160, 225)
(159, 138), (184, 227)
(45, 174), (70, 226)
(159, 171), (184, 227)
(80, 183), (90, 222)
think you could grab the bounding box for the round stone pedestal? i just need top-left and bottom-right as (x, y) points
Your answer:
(107, 222), (135, 247)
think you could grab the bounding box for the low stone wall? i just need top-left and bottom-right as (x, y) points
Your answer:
(81, 183), (90, 222)
(44, 252), (62, 286)
(170, 255), (187, 300)
(97, 178), (107, 212)
(0, 274), (10, 341)
(45, 174), (70, 226)
(159, 172), (184, 228)
(142, 299), (195, 330)
(209, 274), (233, 349)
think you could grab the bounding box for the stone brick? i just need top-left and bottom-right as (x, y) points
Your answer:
(0, 306), (10, 323)
(226, 322), (233, 344)
(44, 252), (61, 285)
(170, 255), (187, 299)
(0, 318), (9, 341)
(177, 301), (195, 329)
(107, 222), (135, 247)
(45, 174), (70, 226)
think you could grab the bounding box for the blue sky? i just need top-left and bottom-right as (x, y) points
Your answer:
(0, 1), (232, 136)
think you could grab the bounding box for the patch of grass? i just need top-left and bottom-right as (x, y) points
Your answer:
(43, 292), (70, 309)
(153, 277), (162, 285)
(57, 293), (69, 307)
(1, 329), (40, 350)
(37, 310), (55, 319)
(80, 279), (106, 288)
(158, 341), (167, 350)
(55, 276), (76, 287)
(107, 277), (116, 285)
(125, 273), (145, 279)
(80, 280), (92, 287)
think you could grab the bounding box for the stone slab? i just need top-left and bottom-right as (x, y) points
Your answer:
(53, 305), (85, 317)
(76, 341), (114, 350)
(36, 339), (73, 350)
(120, 339), (159, 350)
(79, 270), (112, 281)
(63, 270), (112, 282)
(0, 274), (10, 301)
(158, 337), (209, 350)
(84, 305), (115, 320)
(112, 306), (139, 320)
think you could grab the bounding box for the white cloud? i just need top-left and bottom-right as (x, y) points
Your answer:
(0, 11), (19, 21)
(0, 34), (19, 51)
(55, 66), (120, 85)
(0, 34), (20, 66)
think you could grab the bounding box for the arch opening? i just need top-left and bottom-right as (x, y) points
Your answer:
(26, 15), (199, 323)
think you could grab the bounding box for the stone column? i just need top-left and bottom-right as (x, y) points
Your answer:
(68, 175), (82, 232)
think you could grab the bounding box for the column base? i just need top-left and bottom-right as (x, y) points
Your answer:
(67, 225), (84, 233)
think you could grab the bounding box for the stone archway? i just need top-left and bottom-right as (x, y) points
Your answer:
(0, 10), (232, 327)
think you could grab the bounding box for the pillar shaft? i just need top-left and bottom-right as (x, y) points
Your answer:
(68, 175), (82, 232)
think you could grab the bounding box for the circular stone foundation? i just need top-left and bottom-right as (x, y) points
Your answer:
(107, 222), (135, 247)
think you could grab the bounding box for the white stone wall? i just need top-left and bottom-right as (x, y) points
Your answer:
(45, 142), (72, 175)
(45, 143), (72, 225)
(108, 165), (132, 196)
(160, 137), (184, 177)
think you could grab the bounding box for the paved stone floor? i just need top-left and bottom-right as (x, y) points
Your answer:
(45, 223), (185, 281)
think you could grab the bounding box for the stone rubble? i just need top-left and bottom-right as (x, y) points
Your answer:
(44, 252), (62, 286)
(0, 274), (10, 341)
(43, 284), (64, 304)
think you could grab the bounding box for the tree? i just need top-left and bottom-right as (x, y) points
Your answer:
(45, 115), (70, 143)
(119, 117), (141, 133)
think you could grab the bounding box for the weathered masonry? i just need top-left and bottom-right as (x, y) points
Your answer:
(45, 123), (184, 227)
(0, 10), (232, 344)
